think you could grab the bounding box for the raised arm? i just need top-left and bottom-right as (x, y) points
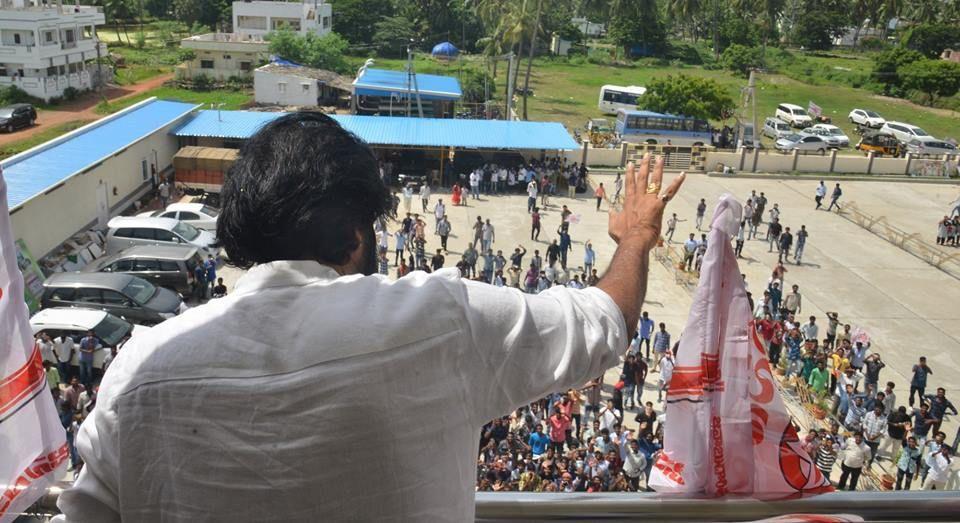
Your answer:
(597, 155), (685, 331)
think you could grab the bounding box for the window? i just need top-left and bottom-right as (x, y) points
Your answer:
(240, 61), (251, 72)
(160, 211), (177, 219)
(47, 288), (75, 301)
(200, 60), (214, 69)
(100, 290), (129, 306)
(83, 26), (93, 39)
(134, 259), (161, 271)
(301, 83), (310, 92)
(64, 29), (75, 43)
(160, 261), (181, 272)
(132, 228), (156, 240)
(13, 34), (20, 45)
(45, 31), (54, 43)
(322, 16), (330, 29)
(46, 66), (57, 76)
(223, 54), (231, 60)
(179, 212), (200, 220)
(75, 288), (103, 304)
(141, 159), (149, 181)
(111, 260), (133, 271)
(278, 82), (287, 93)
(113, 228), (136, 239)
(154, 229), (177, 242)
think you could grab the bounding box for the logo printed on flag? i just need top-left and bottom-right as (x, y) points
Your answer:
(0, 167), (67, 522)
(649, 195), (832, 497)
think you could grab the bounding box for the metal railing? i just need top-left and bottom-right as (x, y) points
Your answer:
(837, 201), (960, 280)
(475, 491), (960, 521)
(22, 487), (960, 521)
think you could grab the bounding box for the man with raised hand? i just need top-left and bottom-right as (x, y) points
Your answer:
(59, 112), (684, 522)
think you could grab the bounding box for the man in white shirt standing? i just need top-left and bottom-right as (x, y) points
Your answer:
(815, 180), (827, 210)
(58, 113), (685, 522)
(419, 182), (430, 213)
(526, 179), (538, 213)
(922, 445), (953, 490)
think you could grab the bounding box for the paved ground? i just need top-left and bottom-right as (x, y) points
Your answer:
(209, 173), (960, 484)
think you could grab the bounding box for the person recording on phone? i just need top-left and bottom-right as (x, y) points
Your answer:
(59, 111), (684, 521)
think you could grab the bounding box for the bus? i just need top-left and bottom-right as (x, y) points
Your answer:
(598, 85), (646, 115)
(614, 109), (713, 146)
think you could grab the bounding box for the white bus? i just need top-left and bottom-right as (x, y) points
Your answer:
(598, 85), (646, 115)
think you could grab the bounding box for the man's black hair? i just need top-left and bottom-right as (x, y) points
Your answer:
(218, 112), (393, 270)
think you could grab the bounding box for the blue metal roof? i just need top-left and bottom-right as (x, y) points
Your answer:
(4, 99), (198, 209)
(173, 110), (580, 150)
(353, 68), (462, 100)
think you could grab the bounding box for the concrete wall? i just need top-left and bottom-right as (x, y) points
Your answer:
(701, 149), (955, 177)
(8, 111), (186, 258)
(254, 69), (317, 106)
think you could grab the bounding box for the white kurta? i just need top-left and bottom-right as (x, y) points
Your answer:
(58, 260), (626, 522)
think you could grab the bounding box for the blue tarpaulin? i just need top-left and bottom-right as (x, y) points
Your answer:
(431, 42), (459, 58)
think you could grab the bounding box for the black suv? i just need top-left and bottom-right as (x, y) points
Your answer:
(0, 103), (36, 132)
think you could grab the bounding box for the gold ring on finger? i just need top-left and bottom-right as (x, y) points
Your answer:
(646, 183), (661, 194)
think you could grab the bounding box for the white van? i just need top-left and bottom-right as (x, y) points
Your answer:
(105, 216), (217, 257)
(775, 104), (813, 128)
(30, 307), (150, 369)
(762, 117), (793, 139)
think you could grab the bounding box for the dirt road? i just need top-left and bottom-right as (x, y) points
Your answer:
(0, 73), (174, 146)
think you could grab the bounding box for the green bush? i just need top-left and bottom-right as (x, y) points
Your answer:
(192, 74), (213, 91)
(0, 85), (42, 107)
(135, 31), (147, 49)
(665, 41), (703, 65)
(859, 37), (885, 50)
(720, 44), (762, 77)
(62, 86), (81, 101)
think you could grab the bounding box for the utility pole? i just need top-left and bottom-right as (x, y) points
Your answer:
(505, 52), (515, 120)
(405, 44), (424, 118)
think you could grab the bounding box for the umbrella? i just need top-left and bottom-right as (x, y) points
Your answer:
(431, 41), (459, 59)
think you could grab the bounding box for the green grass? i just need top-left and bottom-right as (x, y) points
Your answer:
(95, 86), (253, 115)
(109, 44), (180, 85)
(0, 120), (93, 160)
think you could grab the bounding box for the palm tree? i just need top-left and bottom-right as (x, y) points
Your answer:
(878, 0), (903, 38)
(668, 0), (702, 40)
(906, 0), (940, 23)
(521, 0), (543, 120)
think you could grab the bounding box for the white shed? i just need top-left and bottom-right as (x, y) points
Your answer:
(254, 63), (351, 107)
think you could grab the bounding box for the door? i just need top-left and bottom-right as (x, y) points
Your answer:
(96, 181), (110, 230)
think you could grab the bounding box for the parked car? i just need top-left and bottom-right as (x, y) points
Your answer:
(775, 133), (827, 153)
(0, 103), (36, 132)
(762, 117), (793, 140)
(775, 103), (813, 128)
(30, 307), (149, 371)
(848, 109), (885, 129)
(880, 121), (934, 144)
(105, 216), (217, 257)
(41, 272), (186, 325)
(804, 124), (850, 148)
(137, 202), (219, 232)
(905, 139), (958, 156)
(855, 132), (903, 157)
(81, 245), (203, 295)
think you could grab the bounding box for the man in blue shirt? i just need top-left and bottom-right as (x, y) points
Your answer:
(78, 331), (98, 387)
(925, 388), (958, 434)
(638, 311), (655, 361)
(637, 431), (662, 489)
(910, 356), (932, 407)
(557, 229), (572, 269)
(652, 323), (671, 372)
(528, 425), (550, 459)
(767, 282), (783, 319)
(204, 255), (217, 297)
(913, 403), (937, 442)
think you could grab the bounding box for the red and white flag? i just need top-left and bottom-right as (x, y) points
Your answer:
(0, 168), (68, 521)
(649, 194), (832, 496)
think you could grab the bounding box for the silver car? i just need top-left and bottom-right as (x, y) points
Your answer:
(775, 134), (828, 153)
(905, 139), (958, 156)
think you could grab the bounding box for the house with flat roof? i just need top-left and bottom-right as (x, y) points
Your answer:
(254, 62), (351, 107)
(177, 0), (332, 82)
(0, 0), (109, 101)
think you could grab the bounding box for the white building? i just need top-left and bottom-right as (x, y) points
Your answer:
(178, 1), (332, 82)
(253, 63), (349, 107)
(233, 1), (332, 40)
(0, 0), (109, 101)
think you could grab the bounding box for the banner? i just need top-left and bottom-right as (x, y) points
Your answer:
(649, 194), (832, 496)
(0, 168), (68, 522)
(808, 101), (822, 119)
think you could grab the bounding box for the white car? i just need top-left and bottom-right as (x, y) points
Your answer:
(138, 202), (219, 232)
(848, 109), (885, 128)
(775, 133), (828, 153)
(805, 124), (850, 148)
(880, 121), (934, 144)
(906, 138), (958, 156)
(30, 307), (150, 369)
(775, 103), (813, 128)
(762, 117), (793, 140)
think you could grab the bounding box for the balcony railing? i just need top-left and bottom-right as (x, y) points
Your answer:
(20, 487), (960, 521)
